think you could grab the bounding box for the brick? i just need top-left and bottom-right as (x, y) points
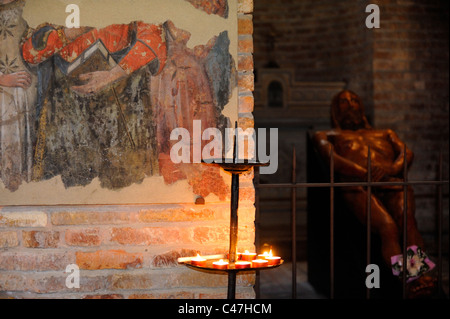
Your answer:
(237, 223), (255, 243)
(238, 0), (253, 14)
(373, 59), (409, 71)
(238, 36), (253, 54)
(110, 272), (154, 290)
(110, 227), (181, 245)
(238, 73), (254, 91)
(192, 225), (230, 244)
(65, 228), (101, 246)
(0, 273), (29, 292)
(22, 230), (60, 248)
(76, 250), (143, 270)
(236, 205), (255, 223)
(239, 185), (255, 202)
(0, 211), (47, 227)
(238, 54), (254, 72)
(84, 294), (124, 299)
(51, 211), (132, 225)
(238, 114), (254, 130)
(128, 291), (194, 299)
(238, 94), (254, 113)
(27, 275), (67, 294)
(150, 249), (198, 267)
(109, 269), (254, 290)
(0, 251), (74, 271)
(0, 272), (108, 294)
(197, 291), (227, 299)
(137, 207), (214, 222)
(62, 274), (110, 293)
(238, 15), (253, 35)
(0, 231), (18, 248)
(239, 168), (254, 182)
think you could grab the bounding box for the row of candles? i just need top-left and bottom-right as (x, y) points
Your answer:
(190, 250), (281, 270)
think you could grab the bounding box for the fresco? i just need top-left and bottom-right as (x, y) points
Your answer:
(0, 0), (237, 204)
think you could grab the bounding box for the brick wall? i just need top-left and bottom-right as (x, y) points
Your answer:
(371, 0), (449, 238)
(0, 201), (256, 298)
(254, 0), (374, 119)
(0, 0), (256, 299)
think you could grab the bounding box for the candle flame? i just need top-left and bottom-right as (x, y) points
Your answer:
(192, 253), (204, 260)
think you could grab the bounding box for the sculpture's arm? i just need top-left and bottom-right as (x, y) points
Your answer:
(385, 129), (414, 177)
(313, 131), (368, 180)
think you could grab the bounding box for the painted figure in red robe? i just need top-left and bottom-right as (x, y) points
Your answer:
(22, 21), (167, 94)
(21, 19), (231, 199)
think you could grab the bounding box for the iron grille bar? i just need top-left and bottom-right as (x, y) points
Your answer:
(329, 147), (335, 299)
(402, 146), (408, 299)
(291, 147), (297, 299)
(256, 180), (448, 188)
(437, 150), (444, 295)
(255, 145), (448, 299)
(366, 147), (372, 299)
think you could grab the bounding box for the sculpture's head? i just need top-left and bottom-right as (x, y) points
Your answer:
(331, 90), (371, 130)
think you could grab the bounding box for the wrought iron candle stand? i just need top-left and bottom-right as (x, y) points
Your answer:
(184, 125), (283, 299)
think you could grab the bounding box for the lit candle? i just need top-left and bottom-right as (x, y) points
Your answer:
(258, 251), (270, 260)
(190, 254), (206, 267)
(240, 250), (257, 261)
(235, 261), (251, 269)
(212, 259), (229, 270)
(251, 259), (268, 268)
(266, 255), (281, 266)
(264, 250), (281, 266)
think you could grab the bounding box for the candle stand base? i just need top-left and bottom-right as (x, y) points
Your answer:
(185, 259), (284, 273)
(185, 259), (284, 299)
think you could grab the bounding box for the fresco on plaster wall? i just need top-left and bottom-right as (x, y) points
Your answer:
(0, 0), (234, 202)
(186, 0), (229, 18)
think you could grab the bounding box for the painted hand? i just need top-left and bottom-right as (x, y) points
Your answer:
(71, 66), (127, 95)
(0, 71), (32, 89)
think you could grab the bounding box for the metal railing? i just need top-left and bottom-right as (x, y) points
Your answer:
(254, 145), (448, 299)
